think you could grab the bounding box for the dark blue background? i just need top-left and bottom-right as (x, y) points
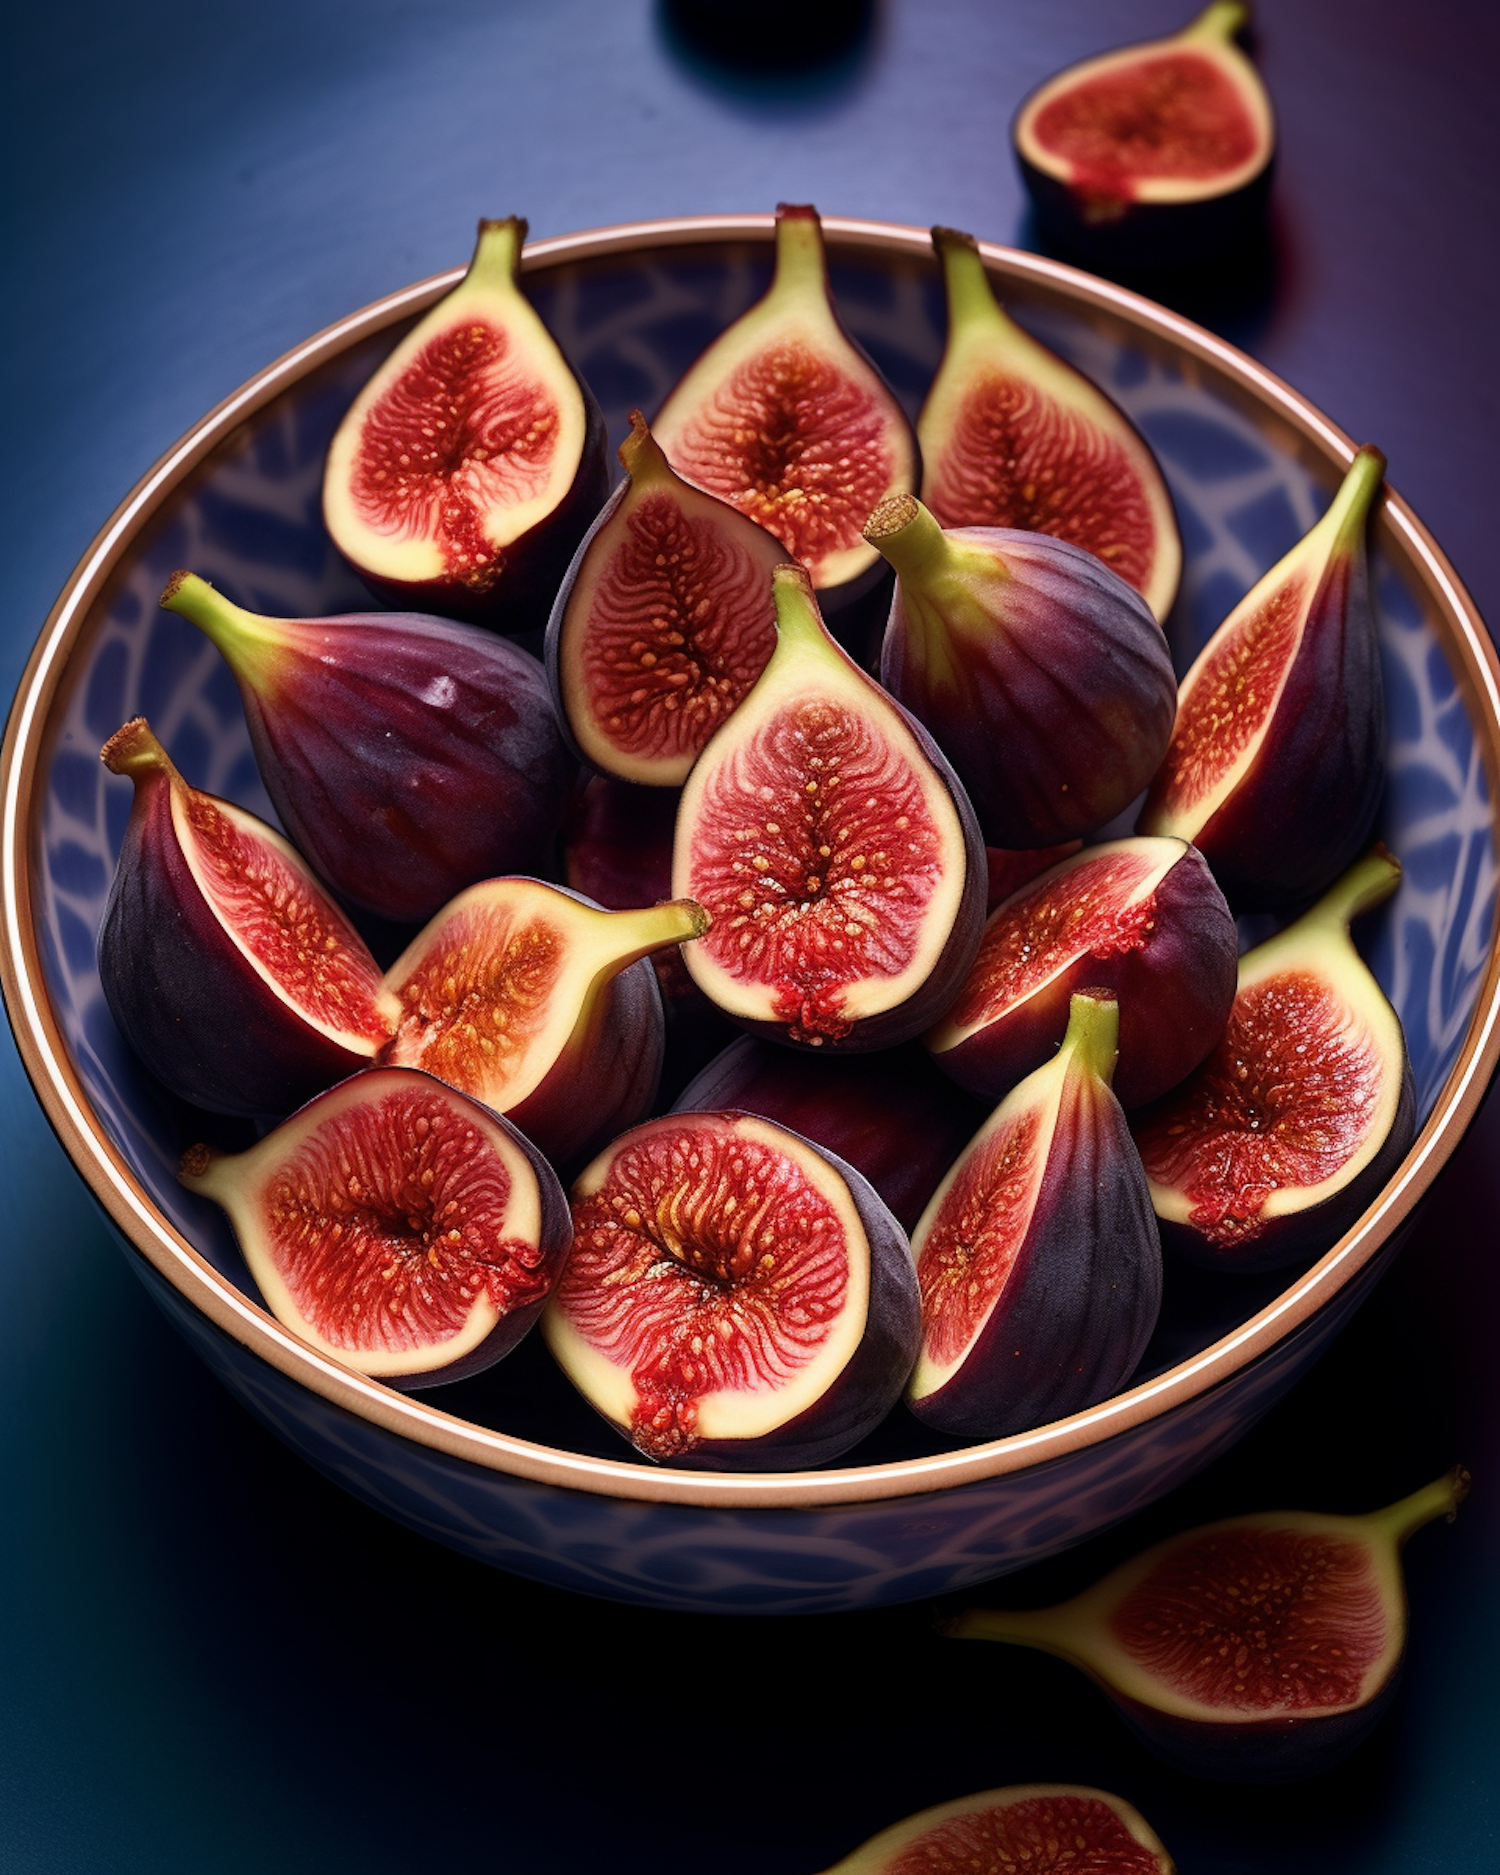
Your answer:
(3, 3), (1497, 1868)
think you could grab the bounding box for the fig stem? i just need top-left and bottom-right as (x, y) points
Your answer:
(99, 717), (176, 783)
(1281, 844), (1402, 944)
(769, 202), (830, 311)
(931, 227), (1013, 347)
(1183, 1), (1251, 42)
(1059, 992), (1120, 1086)
(466, 216), (526, 294)
(160, 571), (278, 678)
(769, 563), (837, 654)
(596, 897), (711, 967)
(617, 410), (671, 484)
(943, 1601), (1080, 1664)
(1366, 1465), (1471, 1547)
(1321, 444), (1387, 548)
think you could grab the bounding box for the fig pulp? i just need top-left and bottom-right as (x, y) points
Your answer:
(870, 495), (1176, 847)
(947, 1467), (1469, 1781)
(818, 1785), (1175, 1874)
(180, 1068), (572, 1387)
(907, 993), (1162, 1441)
(323, 217), (608, 629)
(1012, 3), (1275, 269)
(928, 837), (1237, 1110)
(161, 571), (578, 923)
(542, 1110), (920, 1469)
(546, 411), (786, 785)
(651, 204), (918, 606)
(920, 227), (1180, 621)
(672, 563), (985, 1050)
(1140, 446), (1387, 909)
(380, 878), (709, 1169)
(1131, 846), (1414, 1270)
(97, 719), (395, 1117)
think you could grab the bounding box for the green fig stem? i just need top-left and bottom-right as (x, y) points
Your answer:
(864, 495), (1004, 690)
(769, 562), (838, 655)
(1319, 444), (1386, 551)
(1183, 1), (1250, 43)
(617, 410), (672, 485)
(1284, 843), (1403, 943)
(1365, 1465), (1471, 1548)
(931, 227), (1012, 345)
(100, 717), (177, 785)
(178, 1140), (228, 1198)
(942, 1600), (1082, 1665)
(769, 202), (829, 307)
(1059, 991), (1120, 1086)
(160, 571), (279, 680)
(465, 216), (527, 294)
(598, 897), (711, 969)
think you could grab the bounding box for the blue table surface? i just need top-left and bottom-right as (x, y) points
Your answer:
(4, 3), (1498, 1869)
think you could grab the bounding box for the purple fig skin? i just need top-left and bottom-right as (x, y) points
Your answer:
(673, 1036), (988, 1231)
(160, 574), (579, 924)
(1106, 1679), (1398, 1785)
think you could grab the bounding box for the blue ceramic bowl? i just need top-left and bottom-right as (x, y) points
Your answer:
(4, 216), (1497, 1615)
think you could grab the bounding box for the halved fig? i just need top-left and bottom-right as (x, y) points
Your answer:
(818, 1785), (1175, 1874)
(651, 204), (918, 606)
(672, 563), (985, 1050)
(929, 837), (1237, 1110)
(97, 718), (394, 1117)
(180, 1068), (572, 1388)
(545, 411), (786, 785)
(869, 495), (1176, 847)
(947, 1467), (1469, 1782)
(380, 878), (708, 1168)
(1131, 845), (1414, 1269)
(920, 227), (1180, 620)
(323, 216), (608, 629)
(160, 571), (578, 924)
(673, 1035), (988, 1232)
(1140, 446), (1387, 909)
(1013, 2), (1275, 269)
(908, 993), (1162, 1440)
(985, 840), (1082, 911)
(542, 1110), (920, 1469)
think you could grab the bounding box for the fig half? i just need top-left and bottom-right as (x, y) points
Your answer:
(672, 563), (985, 1050)
(180, 1068), (572, 1388)
(819, 1785), (1175, 1874)
(1131, 845), (1414, 1270)
(920, 227), (1180, 621)
(543, 1110), (920, 1469)
(947, 1467), (1469, 1782)
(323, 216), (608, 629)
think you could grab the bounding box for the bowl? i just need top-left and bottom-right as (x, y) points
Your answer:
(4, 215), (1497, 1616)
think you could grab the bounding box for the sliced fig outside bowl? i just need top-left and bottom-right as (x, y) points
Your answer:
(819, 1784), (1175, 1874)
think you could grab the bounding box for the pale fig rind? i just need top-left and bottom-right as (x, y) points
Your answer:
(929, 837), (1237, 1110)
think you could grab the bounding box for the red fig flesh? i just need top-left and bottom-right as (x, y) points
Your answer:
(819, 1786), (1175, 1874)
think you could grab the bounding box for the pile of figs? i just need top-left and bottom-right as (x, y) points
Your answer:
(100, 204), (1416, 1481)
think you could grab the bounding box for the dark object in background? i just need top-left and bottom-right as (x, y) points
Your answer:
(661, 0), (874, 76)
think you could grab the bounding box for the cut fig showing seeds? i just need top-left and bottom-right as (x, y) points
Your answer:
(672, 563), (984, 1051)
(323, 216), (608, 629)
(947, 1467), (1469, 1782)
(1131, 845), (1414, 1270)
(929, 836), (1237, 1110)
(908, 992), (1161, 1440)
(920, 226), (1180, 621)
(818, 1785), (1175, 1875)
(180, 1068), (573, 1387)
(651, 203), (918, 604)
(542, 1110), (920, 1469)
(97, 718), (395, 1118)
(546, 411), (786, 786)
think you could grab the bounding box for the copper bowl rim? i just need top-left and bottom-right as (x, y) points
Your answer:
(4, 213), (1498, 1511)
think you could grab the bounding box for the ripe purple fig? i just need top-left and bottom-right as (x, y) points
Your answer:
(545, 411), (786, 786)
(868, 495), (1177, 847)
(322, 216), (608, 630)
(97, 718), (394, 1117)
(1131, 845), (1415, 1270)
(947, 1467), (1469, 1782)
(542, 1110), (920, 1469)
(160, 571), (578, 924)
(908, 992), (1162, 1440)
(928, 837), (1237, 1110)
(1139, 447), (1386, 909)
(819, 1785), (1175, 1874)
(920, 226), (1180, 621)
(672, 563), (985, 1051)
(180, 1068), (573, 1388)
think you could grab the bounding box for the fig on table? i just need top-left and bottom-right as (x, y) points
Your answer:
(819, 1784), (1175, 1873)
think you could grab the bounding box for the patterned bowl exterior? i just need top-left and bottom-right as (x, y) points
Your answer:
(8, 221), (1498, 1614)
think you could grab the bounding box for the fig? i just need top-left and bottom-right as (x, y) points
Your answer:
(946, 1466), (1469, 1782)
(180, 1068), (572, 1388)
(651, 203), (918, 607)
(671, 563), (985, 1051)
(928, 837), (1237, 1111)
(97, 718), (394, 1118)
(869, 495), (1176, 848)
(1139, 446), (1388, 909)
(542, 1109), (920, 1469)
(908, 993), (1162, 1441)
(380, 878), (709, 1169)
(322, 216), (608, 629)
(672, 1035), (988, 1232)
(818, 1785), (1175, 1874)
(1131, 845), (1414, 1270)
(920, 226), (1180, 621)
(159, 571), (578, 924)
(545, 411), (786, 786)
(1012, 2), (1275, 270)
(984, 840), (1082, 911)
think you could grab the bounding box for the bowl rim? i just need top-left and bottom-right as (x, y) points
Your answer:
(4, 212), (1498, 1512)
